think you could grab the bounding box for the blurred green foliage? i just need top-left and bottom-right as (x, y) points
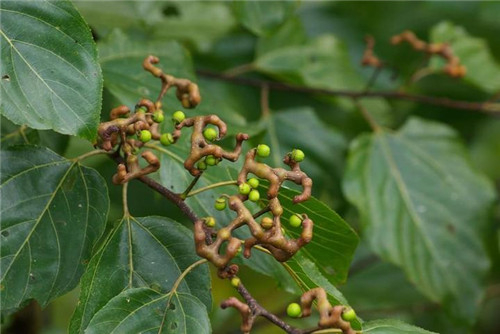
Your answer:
(2, 1), (500, 333)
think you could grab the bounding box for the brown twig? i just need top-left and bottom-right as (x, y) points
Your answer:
(196, 69), (500, 115)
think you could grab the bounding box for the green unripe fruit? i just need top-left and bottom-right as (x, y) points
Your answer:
(342, 307), (356, 322)
(289, 214), (303, 228)
(219, 228), (231, 240)
(230, 277), (241, 287)
(260, 217), (273, 230)
(286, 303), (302, 318)
(291, 149), (305, 162)
(160, 133), (174, 146)
(153, 111), (164, 123)
(214, 197), (226, 211)
(238, 183), (251, 195)
(203, 127), (218, 142)
(172, 110), (185, 124)
(197, 160), (207, 171)
(205, 217), (216, 227)
(247, 177), (259, 189)
(205, 155), (217, 166)
(139, 130), (152, 143)
(137, 106), (147, 113)
(256, 144), (271, 158)
(248, 189), (260, 202)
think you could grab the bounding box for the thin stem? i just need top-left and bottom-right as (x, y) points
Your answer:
(145, 143), (184, 163)
(1, 125), (29, 143)
(252, 206), (271, 219)
(261, 84), (270, 118)
(186, 180), (237, 198)
(409, 67), (435, 84)
(122, 182), (130, 217)
(224, 63), (255, 77)
(180, 174), (203, 199)
(197, 68), (500, 115)
(72, 149), (111, 162)
(363, 66), (382, 92)
(353, 99), (381, 132)
(159, 259), (208, 332)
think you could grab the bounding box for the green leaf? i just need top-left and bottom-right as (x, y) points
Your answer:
(255, 34), (363, 90)
(98, 30), (195, 109)
(0, 146), (109, 311)
(343, 117), (496, 321)
(0, 0), (102, 140)
(74, 1), (165, 36)
(261, 184), (359, 284)
(85, 287), (210, 334)
(256, 17), (307, 57)
(232, 0), (298, 36)
(70, 216), (211, 333)
(430, 21), (500, 94)
(363, 319), (437, 333)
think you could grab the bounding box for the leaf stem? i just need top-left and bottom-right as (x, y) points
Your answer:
(158, 259), (208, 332)
(352, 98), (381, 132)
(224, 63), (255, 77)
(72, 149), (110, 162)
(180, 174), (203, 199)
(186, 180), (238, 198)
(122, 182), (130, 217)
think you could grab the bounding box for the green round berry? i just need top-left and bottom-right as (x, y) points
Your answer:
(238, 183), (251, 195)
(230, 277), (241, 288)
(286, 303), (302, 318)
(247, 177), (259, 189)
(260, 217), (273, 230)
(289, 214), (303, 228)
(203, 127), (218, 142)
(153, 110), (164, 123)
(214, 197), (226, 211)
(205, 216), (216, 227)
(197, 160), (207, 171)
(139, 130), (152, 143)
(136, 106), (148, 113)
(291, 149), (305, 162)
(256, 144), (271, 158)
(342, 307), (356, 322)
(160, 133), (174, 146)
(205, 155), (217, 166)
(172, 110), (185, 124)
(248, 189), (260, 202)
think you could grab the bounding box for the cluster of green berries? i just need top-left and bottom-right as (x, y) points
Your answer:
(285, 303), (356, 322)
(135, 109), (188, 146)
(197, 154), (221, 172)
(239, 177), (261, 202)
(255, 144), (305, 163)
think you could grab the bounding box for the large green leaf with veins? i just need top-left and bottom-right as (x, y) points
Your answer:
(70, 216), (211, 333)
(0, 0), (102, 140)
(343, 117), (496, 321)
(0, 146), (109, 311)
(85, 287), (211, 334)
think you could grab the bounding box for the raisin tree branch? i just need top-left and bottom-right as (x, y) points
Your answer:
(232, 280), (304, 334)
(196, 69), (500, 115)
